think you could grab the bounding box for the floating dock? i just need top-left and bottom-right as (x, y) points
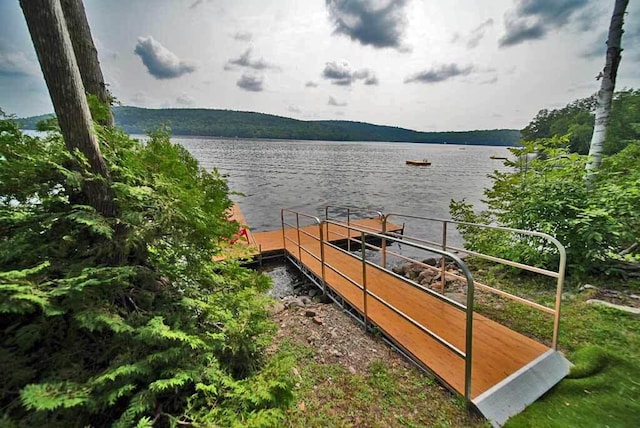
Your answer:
(223, 204), (571, 426)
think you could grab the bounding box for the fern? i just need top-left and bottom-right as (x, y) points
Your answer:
(20, 382), (90, 411)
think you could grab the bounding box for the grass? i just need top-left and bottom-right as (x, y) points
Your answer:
(276, 340), (486, 427)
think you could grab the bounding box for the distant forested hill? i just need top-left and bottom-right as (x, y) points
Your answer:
(17, 106), (521, 146)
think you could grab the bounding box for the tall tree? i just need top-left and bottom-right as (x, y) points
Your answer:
(585, 0), (629, 181)
(60, 0), (114, 127)
(20, 0), (115, 217)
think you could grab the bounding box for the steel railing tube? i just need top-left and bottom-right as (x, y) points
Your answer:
(382, 214), (388, 269)
(296, 214), (302, 262)
(361, 231), (368, 329)
(441, 221), (448, 293)
(319, 222), (327, 296)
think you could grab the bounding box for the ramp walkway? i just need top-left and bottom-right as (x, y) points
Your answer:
(275, 207), (571, 427)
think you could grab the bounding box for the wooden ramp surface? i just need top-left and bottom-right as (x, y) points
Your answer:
(283, 227), (550, 399)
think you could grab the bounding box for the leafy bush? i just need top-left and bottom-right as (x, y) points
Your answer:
(450, 136), (640, 274)
(0, 118), (293, 426)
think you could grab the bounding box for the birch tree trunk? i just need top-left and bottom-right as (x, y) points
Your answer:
(585, 0), (629, 182)
(60, 0), (114, 127)
(20, 0), (116, 217)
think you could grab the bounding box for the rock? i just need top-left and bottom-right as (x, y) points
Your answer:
(317, 293), (333, 304)
(285, 297), (305, 308)
(300, 296), (312, 306)
(422, 258), (440, 266)
(308, 288), (319, 298)
(586, 299), (640, 315)
(392, 265), (405, 275)
(348, 366), (357, 375)
(269, 301), (286, 315)
(417, 270), (435, 284)
(579, 284), (598, 292)
(630, 294), (640, 300)
(305, 309), (317, 318)
(313, 316), (324, 325)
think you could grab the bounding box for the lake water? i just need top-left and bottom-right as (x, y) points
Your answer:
(173, 136), (512, 253)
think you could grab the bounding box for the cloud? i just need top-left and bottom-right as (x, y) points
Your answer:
(176, 93), (195, 106)
(404, 64), (475, 84)
(134, 36), (196, 79)
(466, 19), (494, 49)
(322, 61), (378, 86)
(326, 0), (409, 49)
(328, 96), (347, 106)
(305, 81), (319, 88)
(233, 31), (253, 42)
(237, 73), (264, 92)
(288, 105), (301, 113)
(499, 0), (591, 47)
(225, 48), (278, 71)
(0, 51), (38, 77)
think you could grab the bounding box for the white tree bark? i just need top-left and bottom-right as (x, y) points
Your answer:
(585, 0), (629, 182)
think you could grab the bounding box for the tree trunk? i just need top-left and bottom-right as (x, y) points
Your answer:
(585, 0), (629, 182)
(20, 0), (116, 217)
(60, 0), (114, 127)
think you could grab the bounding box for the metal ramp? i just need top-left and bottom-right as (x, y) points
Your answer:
(278, 206), (571, 427)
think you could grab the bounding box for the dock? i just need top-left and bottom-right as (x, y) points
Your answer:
(223, 204), (571, 426)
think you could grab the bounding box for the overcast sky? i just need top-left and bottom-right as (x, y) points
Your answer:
(1, 0), (639, 131)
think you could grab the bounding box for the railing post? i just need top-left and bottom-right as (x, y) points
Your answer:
(347, 208), (351, 252)
(381, 215), (388, 269)
(552, 249), (566, 349)
(320, 222), (327, 296)
(440, 221), (448, 293)
(464, 264), (475, 402)
(296, 214), (302, 262)
(361, 231), (368, 329)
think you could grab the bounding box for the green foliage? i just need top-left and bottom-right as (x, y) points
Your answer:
(521, 90), (640, 155)
(19, 106), (522, 146)
(450, 136), (640, 274)
(0, 118), (292, 425)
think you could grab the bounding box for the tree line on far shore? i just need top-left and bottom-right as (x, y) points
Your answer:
(18, 106), (522, 146)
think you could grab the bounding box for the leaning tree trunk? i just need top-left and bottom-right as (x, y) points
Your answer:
(20, 0), (116, 217)
(585, 0), (629, 183)
(60, 0), (114, 127)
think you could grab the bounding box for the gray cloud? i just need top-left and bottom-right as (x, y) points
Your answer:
(322, 61), (378, 86)
(328, 96), (347, 106)
(176, 93), (195, 106)
(404, 64), (474, 84)
(500, 0), (591, 47)
(326, 0), (408, 49)
(225, 48), (277, 71)
(305, 81), (319, 88)
(467, 19), (494, 49)
(234, 31), (253, 42)
(237, 73), (264, 92)
(0, 51), (37, 77)
(582, 12), (640, 63)
(134, 36), (196, 79)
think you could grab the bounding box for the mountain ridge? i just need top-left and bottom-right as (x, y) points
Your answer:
(16, 106), (521, 146)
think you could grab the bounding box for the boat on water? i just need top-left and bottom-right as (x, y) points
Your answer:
(406, 159), (431, 166)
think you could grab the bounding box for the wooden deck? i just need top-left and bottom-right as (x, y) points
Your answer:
(253, 217), (403, 259)
(282, 227), (550, 399)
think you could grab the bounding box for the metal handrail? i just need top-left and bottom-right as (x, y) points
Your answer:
(281, 209), (326, 295)
(383, 213), (566, 350)
(325, 205), (383, 252)
(322, 219), (476, 401)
